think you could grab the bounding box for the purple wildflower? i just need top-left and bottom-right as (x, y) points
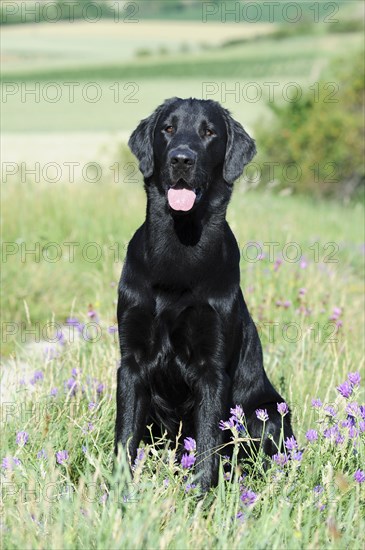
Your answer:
(108, 326), (118, 334)
(284, 436), (298, 451)
(133, 448), (145, 469)
(272, 453), (288, 466)
(82, 423), (94, 434)
(342, 417), (355, 428)
(66, 317), (80, 326)
(183, 437), (196, 452)
(66, 377), (77, 396)
(66, 317), (84, 334)
(255, 409), (269, 422)
(283, 300), (291, 308)
(311, 398), (322, 408)
(37, 449), (47, 459)
(87, 309), (99, 322)
(136, 448), (145, 462)
(236, 422), (246, 434)
(346, 402), (360, 417)
(1, 456), (12, 470)
(277, 402), (289, 416)
(185, 483), (197, 493)
(56, 450), (69, 465)
(55, 329), (66, 345)
(230, 405), (244, 420)
(298, 288), (307, 296)
(324, 405), (337, 417)
(314, 485), (324, 495)
(330, 307), (342, 321)
(96, 383), (105, 395)
(354, 470), (365, 483)
(291, 450), (303, 462)
(16, 431), (29, 446)
(163, 478), (169, 488)
(348, 425), (358, 439)
(337, 381), (353, 399)
(300, 258), (307, 269)
(240, 489), (257, 506)
(50, 387), (58, 397)
(30, 370), (44, 385)
(274, 258), (283, 271)
(323, 426), (344, 445)
(323, 426), (336, 439)
(88, 401), (96, 410)
(306, 429), (318, 442)
(82, 445), (87, 454)
(2, 457), (21, 470)
(236, 511), (245, 522)
(348, 372), (361, 387)
(219, 417), (236, 430)
(181, 453), (196, 469)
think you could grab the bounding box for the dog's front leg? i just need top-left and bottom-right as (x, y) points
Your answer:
(194, 374), (229, 492)
(114, 357), (150, 469)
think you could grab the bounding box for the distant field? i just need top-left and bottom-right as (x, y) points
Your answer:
(1, 19), (274, 75)
(1, 30), (363, 135)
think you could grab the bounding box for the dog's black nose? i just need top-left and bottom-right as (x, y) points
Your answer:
(169, 148), (196, 167)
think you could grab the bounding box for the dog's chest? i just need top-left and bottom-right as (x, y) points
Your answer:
(140, 289), (223, 377)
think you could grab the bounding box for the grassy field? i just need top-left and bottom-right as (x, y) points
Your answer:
(1, 28), (363, 132)
(1, 168), (364, 548)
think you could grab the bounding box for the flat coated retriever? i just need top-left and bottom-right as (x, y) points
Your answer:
(115, 97), (294, 491)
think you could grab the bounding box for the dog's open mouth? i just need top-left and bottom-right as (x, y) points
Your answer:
(167, 183), (202, 212)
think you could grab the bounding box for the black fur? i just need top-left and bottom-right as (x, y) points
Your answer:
(115, 98), (293, 491)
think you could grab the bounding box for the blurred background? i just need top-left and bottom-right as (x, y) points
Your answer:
(2, 0), (364, 198)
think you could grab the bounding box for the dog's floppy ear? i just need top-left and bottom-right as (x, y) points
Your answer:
(128, 97), (179, 178)
(223, 110), (256, 185)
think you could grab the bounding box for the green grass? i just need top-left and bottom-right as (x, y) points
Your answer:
(1, 160), (364, 548)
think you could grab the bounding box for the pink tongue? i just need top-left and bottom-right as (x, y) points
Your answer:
(167, 187), (196, 211)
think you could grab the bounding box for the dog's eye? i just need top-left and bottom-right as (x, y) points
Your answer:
(165, 126), (174, 134)
(205, 128), (215, 137)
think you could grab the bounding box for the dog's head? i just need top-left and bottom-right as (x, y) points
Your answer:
(128, 97), (256, 214)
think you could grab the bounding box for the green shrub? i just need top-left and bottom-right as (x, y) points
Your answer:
(255, 51), (364, 200)
(327, 19), (365, 34)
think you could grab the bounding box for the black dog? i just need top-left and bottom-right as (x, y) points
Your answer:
(115, 98), (293, 491)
